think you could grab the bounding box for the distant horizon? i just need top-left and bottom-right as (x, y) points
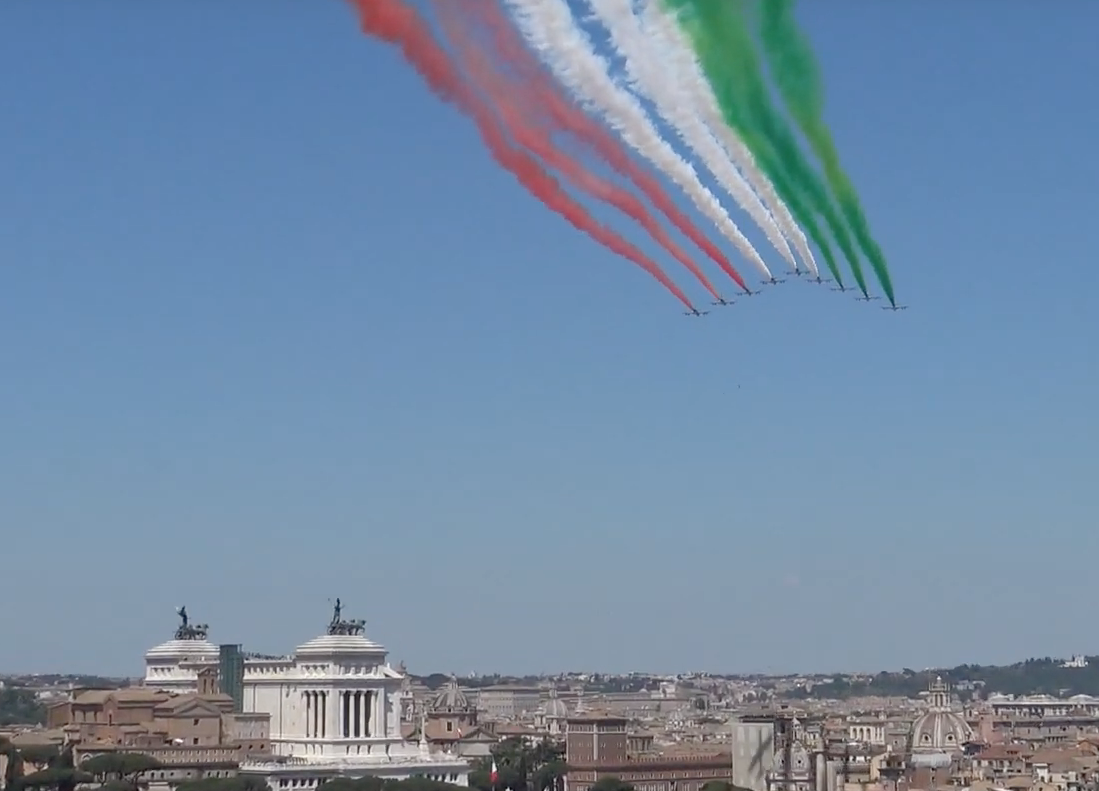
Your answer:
(4, 652), (1090, 683)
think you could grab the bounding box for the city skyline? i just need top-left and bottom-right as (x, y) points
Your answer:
(2, 599), (1096, 679)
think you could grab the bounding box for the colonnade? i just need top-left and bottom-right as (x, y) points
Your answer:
(304, 690), (328, 738)
(340, 690), (374, 738)
(302, 689), (385, 739)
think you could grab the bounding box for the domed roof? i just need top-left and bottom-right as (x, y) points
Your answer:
(296, 632), (386, 657)
(298, 601), (386, 657)
(910, 677), (972, 754)
(145, 638), (219, 661)
(910, 710), (971, 751)
(431, 678), (471, 712)
(542, 689), (569, 719)
(147, 608), (218, 661)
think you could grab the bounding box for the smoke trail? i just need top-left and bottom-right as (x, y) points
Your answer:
(638, 1), (819, 278)
(756, 0), (896, 304)
(500, 0), (770, 286)
(455, 1), (731, 299)
(663, 0), (869, 295)
(348, 0), (696, 310)
(587, 0), (797, 277)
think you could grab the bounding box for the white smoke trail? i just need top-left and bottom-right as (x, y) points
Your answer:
(640, 0), (819, 276)
(587, 0), (798, 275)
(500, 0), (773, 280)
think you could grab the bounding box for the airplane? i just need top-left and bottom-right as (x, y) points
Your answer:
(741, 288), (762, 297)
(854, 294), (881, 302)
(761, 276), (787, 286)
(881, 304), (909, 312)
(791, 268), (806, 278)
(711, 297), (736, 307)
(683, 308), (711, 317)
(806, 275), (833, 285)
(829, 284), (848, 293)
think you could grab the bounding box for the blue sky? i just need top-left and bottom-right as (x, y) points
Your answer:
(2, 1), (1097, 678)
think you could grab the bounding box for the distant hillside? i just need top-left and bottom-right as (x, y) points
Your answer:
(414, 674), (547, 690)
(781, 658), (1099, 700)
(0, 685), (46, 726)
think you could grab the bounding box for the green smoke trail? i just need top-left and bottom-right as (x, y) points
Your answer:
(663, 0), (868, 296)
(755, 0), (896, 304)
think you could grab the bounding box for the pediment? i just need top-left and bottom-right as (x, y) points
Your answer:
(462, 729), (497, 743)
(155, 696), (223, 718)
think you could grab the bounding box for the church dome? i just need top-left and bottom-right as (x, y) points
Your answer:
(909, 677), (972, 756)
(431, 678), (470, 712)
(910, 711), (971, 751)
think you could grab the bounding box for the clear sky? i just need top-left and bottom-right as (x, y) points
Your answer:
(2, 1), (1097, 679)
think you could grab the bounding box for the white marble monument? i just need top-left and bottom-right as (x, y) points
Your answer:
(237, 600), (470, 789)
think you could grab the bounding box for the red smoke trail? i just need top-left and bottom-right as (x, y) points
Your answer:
(466, 1), (750, 295)
(349, 0), (695, 310)
(436, 2), (724, 302)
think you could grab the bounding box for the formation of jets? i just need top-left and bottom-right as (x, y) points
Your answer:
(677, 273), (907, 317)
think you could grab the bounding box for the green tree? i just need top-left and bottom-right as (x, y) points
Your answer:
(590, 778), (634, 791)
(317, 780), (466, 791)
(176, 777), (272, 791)
(17, 766), (93, 791)
(100, 781), (138, 791)
(701, 782), (754, 791)
(2, 740), (26, 791)
(81, 752), (163, 784)
(529, 761), (566, 791)
(469, 738), (568, 791)
(8, 745), (59, 768)
(317, 779), (385, 791)
(0, 688), (47, 727)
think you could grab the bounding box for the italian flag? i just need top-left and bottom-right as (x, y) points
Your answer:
(490, 760), (498, 786)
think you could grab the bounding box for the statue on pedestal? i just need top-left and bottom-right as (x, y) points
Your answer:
(174, 605), (209, 640)
(326, 598), (366, 636)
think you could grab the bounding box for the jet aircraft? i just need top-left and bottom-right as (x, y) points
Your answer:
(711, 297), (736, 307)
(855, 294), (881, 302)
(761, 276), (787, 286)
(881, 304), (908, 312)
(806, 275), (833, 285)
(683, 308), (710, 317)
